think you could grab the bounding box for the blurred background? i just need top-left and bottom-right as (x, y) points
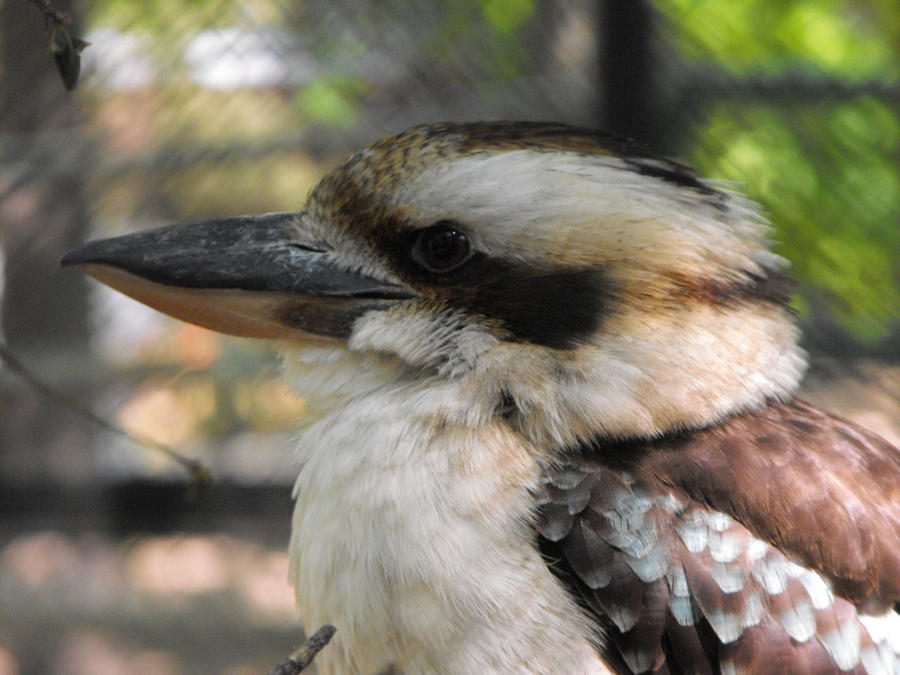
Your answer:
(0, 0), (898, 673)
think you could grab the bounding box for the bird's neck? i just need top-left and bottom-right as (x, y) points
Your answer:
(280, 347), (608, 674)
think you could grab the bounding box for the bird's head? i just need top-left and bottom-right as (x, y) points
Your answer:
(63, 122), (806, 448)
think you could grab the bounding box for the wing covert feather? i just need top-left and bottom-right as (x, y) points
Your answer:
(534, 399), (900, 674)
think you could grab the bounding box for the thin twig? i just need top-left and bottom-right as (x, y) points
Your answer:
(28, 0), (65, 23)
(0, 340), (210, 485)
(270, 624), (337, 675)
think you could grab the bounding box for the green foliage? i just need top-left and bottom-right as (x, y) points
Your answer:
(656, 0), (900, 79)
(689, 99), (900, 342)
(657, 0), (900, 343)
(482, 0), (535, 35)
(295, 76), (368, 129)
(85, 0), (281, 34)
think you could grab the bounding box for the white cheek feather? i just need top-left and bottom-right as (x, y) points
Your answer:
(349, 303), (506, 384)
(280, 348), (612, 675)
(504, 302), (806, 447)
(342, 285), (805, 453)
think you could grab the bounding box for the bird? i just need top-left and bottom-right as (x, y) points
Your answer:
(62, 121), (900, 675)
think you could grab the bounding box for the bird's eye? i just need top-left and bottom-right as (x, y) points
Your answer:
(411, 221), (472, 273)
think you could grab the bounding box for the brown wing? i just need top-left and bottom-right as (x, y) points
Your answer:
(627, 399), (900, 610)
(535, 399), (900, 674)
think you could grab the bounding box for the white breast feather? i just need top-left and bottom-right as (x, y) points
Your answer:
(282, 347), (613, 675)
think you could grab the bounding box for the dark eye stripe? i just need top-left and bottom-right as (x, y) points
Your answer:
(375, 220), (615, 349)
(460, 263), (615, 349)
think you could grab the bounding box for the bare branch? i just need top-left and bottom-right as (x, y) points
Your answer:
(270, 624), (337, 674)
(0, 340), (210, 486)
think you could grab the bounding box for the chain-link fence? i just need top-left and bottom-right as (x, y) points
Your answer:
(1, 1), (898, 673)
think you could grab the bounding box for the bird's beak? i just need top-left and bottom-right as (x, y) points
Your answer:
(61, 212), (414, 341)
